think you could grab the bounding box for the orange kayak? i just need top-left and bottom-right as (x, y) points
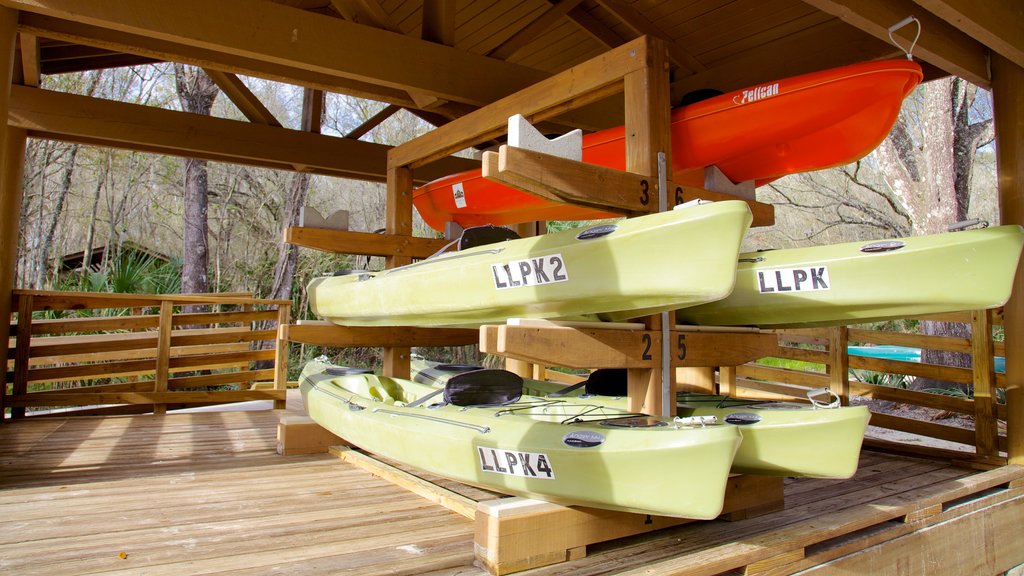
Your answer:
(413, 59), (922, 231)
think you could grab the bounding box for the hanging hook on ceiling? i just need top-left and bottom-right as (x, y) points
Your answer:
(888, 16), (921, 60)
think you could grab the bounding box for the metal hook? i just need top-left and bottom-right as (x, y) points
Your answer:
(888, 16), (921, 60)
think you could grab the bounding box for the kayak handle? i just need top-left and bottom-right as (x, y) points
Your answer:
(807, 387), (842, 409)
(888, 16), (921, 60)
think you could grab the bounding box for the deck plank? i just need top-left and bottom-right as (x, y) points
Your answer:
(1, 393), (1020, 576)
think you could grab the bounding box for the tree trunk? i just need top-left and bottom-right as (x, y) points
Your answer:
(174, 64), (218, 297)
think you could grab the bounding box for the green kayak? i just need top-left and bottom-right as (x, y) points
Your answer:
(413, 357), (870, 479)
(676, 224), (1024, 328)
(308, 200), (752, 327)
(300, 359), (742, 519)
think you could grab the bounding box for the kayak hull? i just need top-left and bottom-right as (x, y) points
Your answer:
(309, 200), (752, 327)
(300, 360), (741, 519)
(676, 225), (1024, 328)
(413, 358), (869, 479)
(414, 59), (923, 231)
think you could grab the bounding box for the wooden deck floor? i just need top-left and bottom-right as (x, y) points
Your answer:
(2, 394), (1022, 575)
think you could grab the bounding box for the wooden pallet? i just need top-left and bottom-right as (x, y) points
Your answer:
(280, 416), (785, 574)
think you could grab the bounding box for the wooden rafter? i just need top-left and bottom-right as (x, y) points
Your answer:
(328, 0), (402, 33)
(17, 32), (39, 86)
(346, 103), (400, 140)
(488, 0), (584, 61)
(5, 0), (549, 107)
(421, 0), (455, 47)
(203, 69), (282, 127)
(7, 85), (477, 183)
(912, 0), (1024, 70)
(566, 4), (627, 48)
(594, 0), (706, 73)
(800, 0), (991, 87)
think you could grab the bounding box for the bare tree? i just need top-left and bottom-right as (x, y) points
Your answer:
(174, 64), (219, 296)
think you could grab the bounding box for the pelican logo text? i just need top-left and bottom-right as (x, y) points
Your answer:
(757, 267), (830, 293)
(735, 82), (779, 105)
(492, 254), (568, 289)
(478, 447), (554, 479)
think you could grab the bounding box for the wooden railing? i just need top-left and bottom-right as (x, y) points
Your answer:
(729, 308), (1006, 463)
(529, 308), (1008, 464)
(3, 290), (292, 418)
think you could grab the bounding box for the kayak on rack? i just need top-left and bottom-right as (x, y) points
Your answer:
(413, 358), (870, 479)
(300, 359), (742, 519)
(413, 59), (923, 231)
(675, 224), (1024, 328)
(308, 200), (752, 327)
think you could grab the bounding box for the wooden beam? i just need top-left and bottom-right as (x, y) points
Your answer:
(17, 31), (39, 86)
(8, 85), (477, 183)
(20, 13), (417, 106)
(799, 0), (991, 87)
(4, 0), (548, 107)
(482, 145), (775, 226)
(283, 227), (447, 259)
(911, 0), (1024, 70)
(389, 36), (650, 169)
(203, 69), (282, 127)
(993, 54), (1024, 464)
(287, 322), (477, 347)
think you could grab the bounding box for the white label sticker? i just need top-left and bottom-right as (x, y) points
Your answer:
(478, 447), (554, 479)
(757, 267), (830, 293)
(453, 182), (467, 209)
(492, 254), (568, 290)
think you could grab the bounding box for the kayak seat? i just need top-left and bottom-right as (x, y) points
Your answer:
(585, 368), (629, 397)
(444, 369), (524, 406)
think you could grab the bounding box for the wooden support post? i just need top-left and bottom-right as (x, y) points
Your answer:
(273, 303), (291, 409)
(677, 367), (715, 394)
(153, 300), (173, 415)
(0, 7), (22, 421)
(993, 53), (1024, 464)
(973, 310), (998, 457)
(719, 365), (737, 396)
(383, 164), (413, 379)
(623, 36), (672, 417)
(828, 326), (850, 404)
(11, 294), (32, 419)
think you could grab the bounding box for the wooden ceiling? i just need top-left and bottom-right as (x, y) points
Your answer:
(2, 0), (1022, 177)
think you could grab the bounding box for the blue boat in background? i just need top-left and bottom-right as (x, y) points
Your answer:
(848, 345), (1006, 374)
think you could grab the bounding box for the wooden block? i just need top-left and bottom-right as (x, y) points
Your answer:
(719, 475), (786, 521)
(474, 498), (691, 575)
(744, 548), (805, 574)
(903, 503), (943, 523)
(276, 416), (346, 456)
(474, 474), (784, 574)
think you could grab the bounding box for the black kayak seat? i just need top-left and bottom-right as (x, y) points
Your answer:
(444, 369), (523, 406)
(584, 368), (629, 397)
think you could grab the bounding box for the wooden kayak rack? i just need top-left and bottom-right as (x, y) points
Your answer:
(279, 36), (790, 575)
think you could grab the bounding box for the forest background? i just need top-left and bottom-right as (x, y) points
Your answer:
(15, 64), (1000, 376)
